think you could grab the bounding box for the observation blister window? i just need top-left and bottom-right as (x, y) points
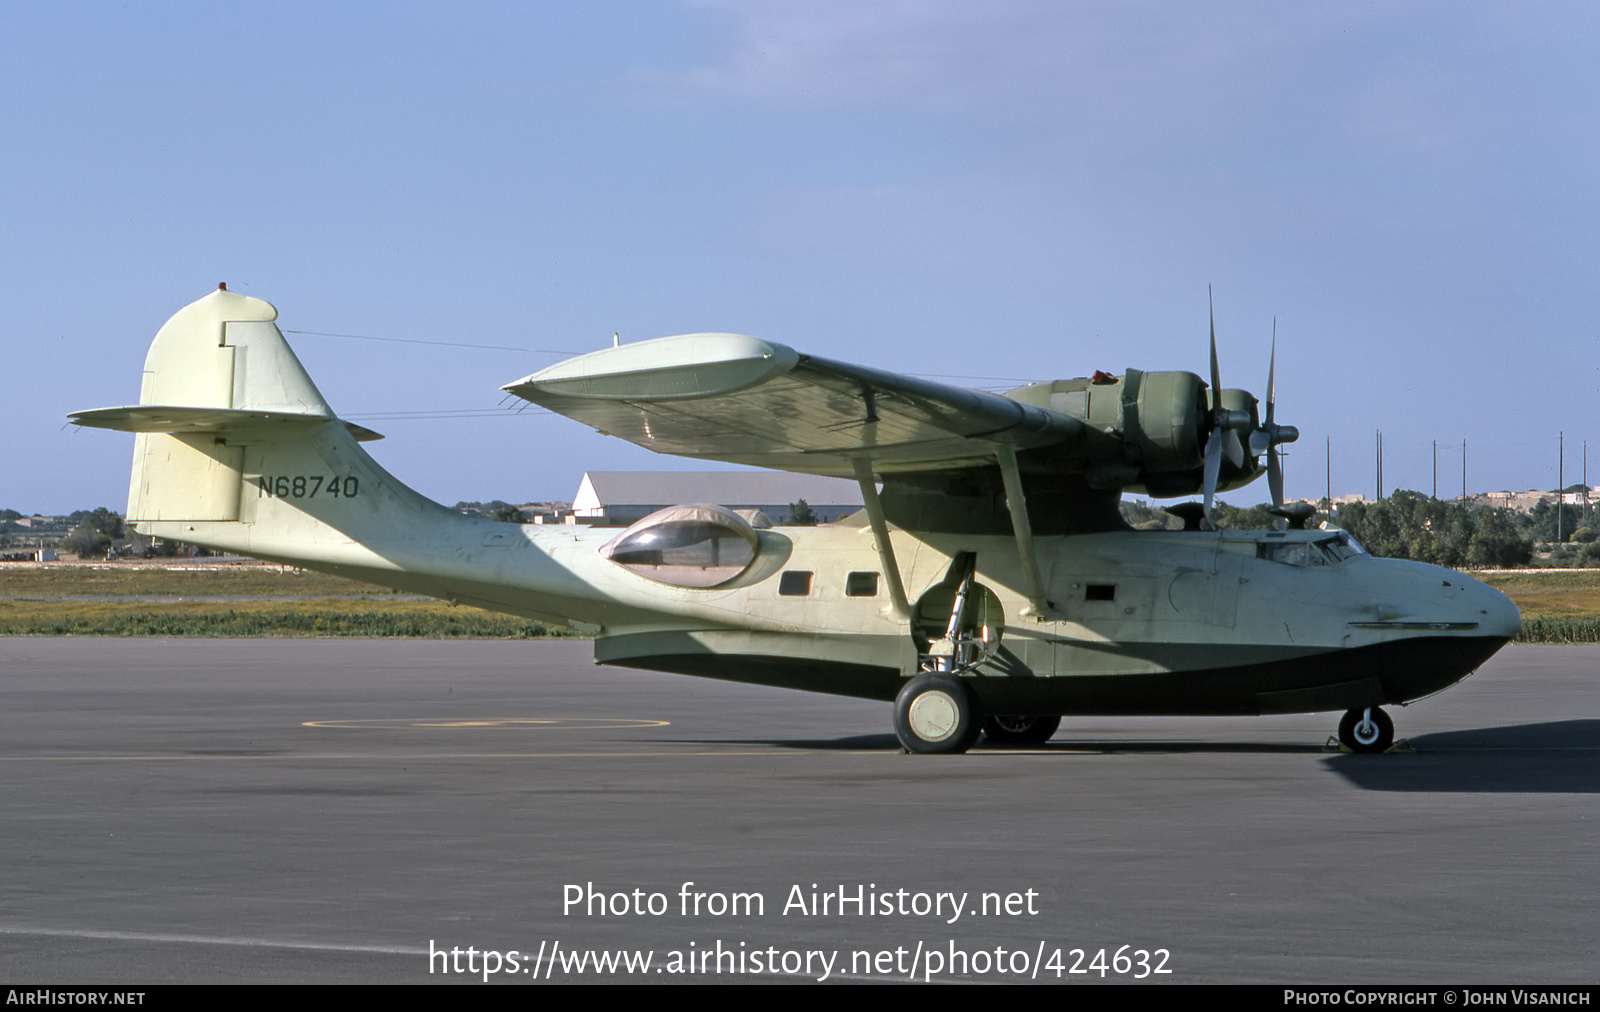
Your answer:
(601, 504), (760, 588)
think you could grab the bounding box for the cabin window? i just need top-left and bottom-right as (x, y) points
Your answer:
(600, 504), (759, 589)
(846, 571), (879, 597)
(779, 571), (813, 596)
(1085, 583), (1116, 601)
(1258, 542), (1310, 567)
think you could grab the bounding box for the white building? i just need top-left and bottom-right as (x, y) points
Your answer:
(1477, 488), (1598, 513)
(571, 471), (863, 526)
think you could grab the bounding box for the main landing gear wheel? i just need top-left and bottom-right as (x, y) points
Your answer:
(894, 674), (981, 754)
(981, 714), (1061, 747)
(1338, 706), (1395, 754)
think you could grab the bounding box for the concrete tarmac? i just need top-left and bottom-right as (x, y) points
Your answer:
(0, 638), (1594, 984)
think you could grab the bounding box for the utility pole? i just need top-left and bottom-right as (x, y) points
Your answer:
(1558, 431), (1565, 544)
(1375, 430), (1384, 501)
(1432, 440), (1437, 500)
(1462, 440), (1467, 504)
(1325, 436), (1331, 506)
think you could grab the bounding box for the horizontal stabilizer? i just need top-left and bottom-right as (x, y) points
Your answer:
(69, 405), (384, 442)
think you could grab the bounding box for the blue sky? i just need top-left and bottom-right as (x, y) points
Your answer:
(5, 2), (1597, 513)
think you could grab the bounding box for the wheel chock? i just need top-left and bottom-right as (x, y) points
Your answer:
(1324, 736), (1415, 754)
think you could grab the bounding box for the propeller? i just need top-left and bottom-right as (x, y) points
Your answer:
(1202, 302), (1299, 530)
(1201, 289), (1254, 527)
(1249, 319), (1299, 522)
(1248, 324), (1276, 459)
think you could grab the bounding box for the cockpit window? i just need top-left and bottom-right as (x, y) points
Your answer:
(1258, 531), (1369, 567)
(600, 504), (759, 588)
(1315, 532), (1368, 563)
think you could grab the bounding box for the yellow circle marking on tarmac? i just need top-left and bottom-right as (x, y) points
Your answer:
(0, 750), (795, 762)
(301, 717), (671, 731)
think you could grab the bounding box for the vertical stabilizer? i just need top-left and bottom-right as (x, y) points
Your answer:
(123, 287), (335, 523)
(139, 286), (331, 416)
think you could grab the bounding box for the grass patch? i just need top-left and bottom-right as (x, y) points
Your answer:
(1481, 569), (1600, 593)
(0, 564), (385, 598)
(0, 597), (577, 638)
(1473, 570), (1600, 643)
(1514, 616), (1600, 645)
(1483, 570), (1600, 629)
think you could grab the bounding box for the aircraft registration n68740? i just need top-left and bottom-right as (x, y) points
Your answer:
(71, 286), (1520, 754)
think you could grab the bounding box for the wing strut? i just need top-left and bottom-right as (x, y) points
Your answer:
(995, 445), (1054, 618)
(851, 459), (912, 619)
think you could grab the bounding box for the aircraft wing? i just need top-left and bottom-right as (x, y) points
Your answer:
(502, 334), (1082, 477)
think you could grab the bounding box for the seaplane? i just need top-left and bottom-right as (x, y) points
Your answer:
(71, 286), (1520, 754)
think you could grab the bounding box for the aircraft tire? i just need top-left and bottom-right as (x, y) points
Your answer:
(1338, 706), (1394, 753)
(981, 714), (1061, 747)
(894, 674), (981, 754)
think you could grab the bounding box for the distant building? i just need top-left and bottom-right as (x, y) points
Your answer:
(571, 471), (864, 526)
(513, 503), (573, 525)
(1474, 488), (1598, 513)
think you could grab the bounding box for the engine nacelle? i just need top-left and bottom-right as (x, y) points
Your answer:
(1010, 369), (1203, 469)
(1007, 369), (1263, 497)
(1126, 369), (1208, 473)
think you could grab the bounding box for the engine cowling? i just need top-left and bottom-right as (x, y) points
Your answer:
(1126, 369), (1208, 473)
(1006, 369), (1263, 496)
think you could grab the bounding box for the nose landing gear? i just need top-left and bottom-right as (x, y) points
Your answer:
(1338, 706), (1395, 753)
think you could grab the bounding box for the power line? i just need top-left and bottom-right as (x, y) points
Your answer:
(285, 329), (582, 356)
(287, 330), (1035, 386)
(343, 408), (552, 420)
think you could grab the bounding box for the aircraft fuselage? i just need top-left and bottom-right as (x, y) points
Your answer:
(149, 490), (1518, 720)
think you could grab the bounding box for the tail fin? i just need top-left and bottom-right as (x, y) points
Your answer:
(139, 285), (329, 416)
(70, 287), (443, 560)
(74, 286), (351, 524)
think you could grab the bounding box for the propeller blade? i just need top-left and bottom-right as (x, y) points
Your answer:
(1225, 429), (1245, 469)
(1203, 428), (1222, 526)
(1251, 319), (1278, 458)
(1265, 319), (1277, 426)
(1208, 287), (1221, 406)
(1265, 323), (1284, 518)
(1269, 444), (1284, 509)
